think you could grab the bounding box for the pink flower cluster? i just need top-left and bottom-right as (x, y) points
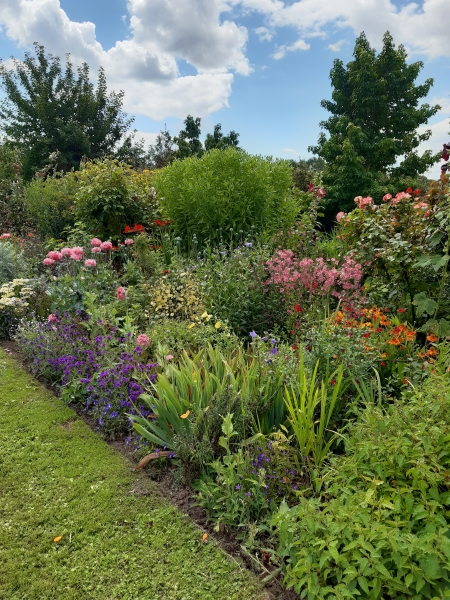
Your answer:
(117, 286), (128, 300)
(391, 191), (411, 205)
(354, 196), (374, 210)
(0, 233), (12, 239)
(336, 211), (346, 223)
(43, 245), (96, 267)
(91, 238), (113, 251)
(266, 250), (363, 305)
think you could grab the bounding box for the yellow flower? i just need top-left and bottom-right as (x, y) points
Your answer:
(180, 410), (190, 419)
(215, 322), (221, 329)
(53, 536), (62, 543)
(188, 323), (195, 329)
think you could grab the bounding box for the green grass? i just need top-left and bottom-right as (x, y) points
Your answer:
(0, 348), (266, 600)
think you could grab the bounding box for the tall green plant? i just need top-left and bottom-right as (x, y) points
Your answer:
(284, 351), (344, 471)
(153, 148), (298, 248)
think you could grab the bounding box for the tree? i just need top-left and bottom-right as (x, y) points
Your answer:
(309, 32), (441, 219)
(204, 124), (239, 151)
(0, 43), (133, 179)
(147, 126), (176, 169)
(173, 115), (203, 160)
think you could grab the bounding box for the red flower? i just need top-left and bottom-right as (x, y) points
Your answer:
(397, 308), (406, 313)
(133, 224), (145, 232)
(308, 182), (314, 192)
(413, 189), (421, 196)
(406, 187), (413, 193)
(376, 327), (383, 333)
(292, 344), (298, 350)
(380, 362), (386, 367)
(363, 332), (371, 338)
(294, 303), (302, 313)
(330, 379), (336, 386)
(124, 225), (131, 233)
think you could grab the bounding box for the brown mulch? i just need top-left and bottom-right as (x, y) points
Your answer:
(1, 339), (299, 600)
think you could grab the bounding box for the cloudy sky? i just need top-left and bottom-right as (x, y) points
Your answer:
(0, 0), (448, 175)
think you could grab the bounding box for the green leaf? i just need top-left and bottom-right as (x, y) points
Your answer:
(358, 576), (369, 594)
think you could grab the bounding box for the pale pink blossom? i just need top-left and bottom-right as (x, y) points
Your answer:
(392, 192), (411, 205)
(124, 238), (134, 245)
(414, 202), (429, 210)
(43, 257), (55, 266)
(383, 194), (392, 202)
(100, 241), (113, 251)
(91, 238), (102, 247)
(165, 354), (174, 361)
(117, 286), (128, 300)
(0, 233), (11, 239)
(84, 259), (97, 267)
(47, 314), (58, 322)
(137, 334), (150, 349)
(336, 211), (345, 223)
(61, 247), (72, 257)
(91, 247), (102, 253)
(47, 250), (62, 261)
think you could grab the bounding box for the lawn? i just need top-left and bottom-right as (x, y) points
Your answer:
(0, 347), (266, 600)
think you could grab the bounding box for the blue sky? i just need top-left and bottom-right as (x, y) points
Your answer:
(0, 0), (448, 176)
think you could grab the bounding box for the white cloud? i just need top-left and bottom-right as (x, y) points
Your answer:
(283, 147), (300, 156)
(327, 39), (346, 52)
(235, 0), (449, 59)
(272, 38), (310, 60)
(0, 0), (250, 119)
(254, 26), (273, 41)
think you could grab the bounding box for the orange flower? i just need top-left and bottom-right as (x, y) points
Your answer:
(53, 536), (62, 543)
(404, 330), (416, 342)
(387, 338), (401, 346)
(202, 533), (208, 543)
(426, 347), (438, 357)
(180, 410), (190, 419)
(427, 334), (438, 342)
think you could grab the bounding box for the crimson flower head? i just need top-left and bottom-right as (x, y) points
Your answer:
(124, 225), (131, 233)
(308, 182), (314, 192)
(442, 144), (450, 162)
(398, 308), (406, 313)
(133, 224), (145, 232)
(294, 303), (302, 313)
(413, 189), (421, 196)
(406, 187), (413, 193)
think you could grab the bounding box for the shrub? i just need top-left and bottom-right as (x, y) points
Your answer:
(271, 374), (450, 599)
(0, 239), (27, 284)
(23, 171), (78, 239)
(153, 147), (298, 248)
(198, 243), (275, 337)
(74, 158), (153, 240)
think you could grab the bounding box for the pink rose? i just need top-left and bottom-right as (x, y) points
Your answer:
(43, 257), (55, 266)
(47, 250), (62, 261)
(383, 194), (392, 202)
(91, 238), (102, 247)
(91, 247), (102, 253)
(357, 196), (373, 209)
(336, 211), (345, 223)
(117, 286), (128, 300)
(124, 238), (134, 245)
(100, 241), (113, 251)
(84, 259), (97, 267)
(137, 334), (150, 349)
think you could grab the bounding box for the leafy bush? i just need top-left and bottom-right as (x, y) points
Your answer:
(198, 243), (275, 337)
(0, 240), (27, 284)
(23, 171), (78, 239)
(153, 148), (298, 247)
(271, 374), (450, 599)
(74, 158), (153, 239)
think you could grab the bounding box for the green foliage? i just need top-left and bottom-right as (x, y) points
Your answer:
(271, 374), (450, 598)
(284, 351), (344, 475)
(0, 43), (132, 180)
(0, 241), (27, 284)
(23, 171), (78, 239)
(310, 32), (440, 218)
(198, 243), (275, 337)
(204, 124), (240, 152)
(173, 115), (203, 160)
(74, 158), (148, 239)
(154, 147), (298, 248)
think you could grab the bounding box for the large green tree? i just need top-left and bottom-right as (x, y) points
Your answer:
(0, 43), (133, 179)
(309, 32), (440, 219)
